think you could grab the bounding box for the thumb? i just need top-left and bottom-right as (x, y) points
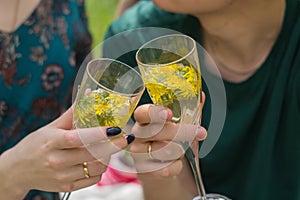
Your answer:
(201, 91), (206, 109)
(50, 106), (74, 130)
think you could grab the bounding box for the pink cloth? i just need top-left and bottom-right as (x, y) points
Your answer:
(98, 165), (140, 186)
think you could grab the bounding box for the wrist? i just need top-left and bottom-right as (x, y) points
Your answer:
(138, 158), (198, 200)
(0, 149), (29, 199)
(139, 176), (194, 200)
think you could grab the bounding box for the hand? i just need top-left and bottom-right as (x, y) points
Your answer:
(130, 102), (207, 179)
(0, 107), (135, 199)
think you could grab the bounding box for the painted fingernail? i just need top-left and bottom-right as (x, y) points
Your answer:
(106, 127), (122, 137)
(195, 126), (207, 140)
(125, 134), (135, 144)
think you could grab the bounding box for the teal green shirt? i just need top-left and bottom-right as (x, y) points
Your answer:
(105, 1), (300, 199)
(0, 0), (91, 199)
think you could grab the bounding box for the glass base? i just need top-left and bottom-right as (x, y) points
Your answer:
(192, 193), (231, 200)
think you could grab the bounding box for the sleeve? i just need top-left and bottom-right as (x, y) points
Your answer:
(104, 1), (186, 40)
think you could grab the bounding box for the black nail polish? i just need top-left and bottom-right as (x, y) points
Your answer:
(125, 134), (135, 144)
(106, 127), (122, 137)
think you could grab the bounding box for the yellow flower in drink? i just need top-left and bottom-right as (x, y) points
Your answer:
(74, 89), (131, 128)
(145, 63), (200, 107)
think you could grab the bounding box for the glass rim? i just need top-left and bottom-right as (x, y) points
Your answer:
(135, 33), (197, 67)
(192, 193), (231, 200)
(86, 58), (145, 97)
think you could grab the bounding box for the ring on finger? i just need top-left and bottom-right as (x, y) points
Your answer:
(82, 162), (90, 178)
(147, 142), (154, 160)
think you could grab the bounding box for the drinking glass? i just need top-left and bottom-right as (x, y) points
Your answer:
(136, 34), (230, 200)
(74, 58), (145, 128)
(62, 58), (145, 200)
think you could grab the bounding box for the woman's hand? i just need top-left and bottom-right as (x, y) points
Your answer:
(0, 107), (135, 199)
(130, 104), (207, 178)
(129, 92), (207, 200)
(130, 92), (206, 179)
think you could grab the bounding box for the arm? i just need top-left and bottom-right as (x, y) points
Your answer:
(0, 149), (28, 199)
(130, 104), (207, 200)
(0, 0), (40, 32)
(140, 157), (198, 200)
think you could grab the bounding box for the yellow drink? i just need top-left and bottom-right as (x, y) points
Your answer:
(143, 63), (201, 123)
(74, 89), (136, 128)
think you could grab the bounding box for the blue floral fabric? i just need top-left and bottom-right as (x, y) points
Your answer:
(0, 0), (92, 199)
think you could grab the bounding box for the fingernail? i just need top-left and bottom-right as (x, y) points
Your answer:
(159, 109), (168, 120)
(195, 126), (207, 140)
(106, 127), (122, 137)
(125, 134), (135, 144)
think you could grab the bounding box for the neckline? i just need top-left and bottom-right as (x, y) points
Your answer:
(191, 0), (298, 86)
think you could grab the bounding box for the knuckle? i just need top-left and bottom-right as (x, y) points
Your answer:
(45, 156), (63, 169)
(63, 132), (78, 147)
(159, 160), (183, 177)
(160, 167), (170, 177)
(128, 145), (138, 154)
(131, 125), (139, 135)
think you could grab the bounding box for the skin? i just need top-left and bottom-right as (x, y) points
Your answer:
(131, 0), (286, 199)
(0, 0), (134, 198)
(152, 0), (285, 82)
(0, 0), (41, 32)
(130, 93), (207, 200)
(0, 107), (132, 199)
(152, 0), (233, 14)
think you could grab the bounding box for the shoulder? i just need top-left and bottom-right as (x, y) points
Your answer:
(104, 1), (189, 38)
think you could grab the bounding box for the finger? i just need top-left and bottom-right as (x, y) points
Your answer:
(56, 133), (135, 164)
(75, 160), (107, 180)
(135, 159), (183, 177)
(54, 160), (107, 182)
(53, 127), (105, 149)
(50, 107), (73, 130)
(82, 134), (135, 161)
(132, 123), (207, 142)
(130, 141), (185, 162)
(60, 175), (101, 192)
(201, 91), (206, 108)
(55, 126), (124, 149)
(72, 175), (102, 191)
(53, 147), (107, 166)
(134, 104), (173, 125)
(199, 91), (206, 121)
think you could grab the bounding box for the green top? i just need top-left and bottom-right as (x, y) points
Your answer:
(104, 1), (300, 199)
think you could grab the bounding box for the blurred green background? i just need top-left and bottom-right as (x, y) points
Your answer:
(85, 0), (119, 48)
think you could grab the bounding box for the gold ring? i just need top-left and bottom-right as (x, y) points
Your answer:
(147, 142), (154, 160)
(82, 162), (90, 178)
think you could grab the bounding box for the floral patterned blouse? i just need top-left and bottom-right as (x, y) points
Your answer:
(0, 0), (92, 199)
